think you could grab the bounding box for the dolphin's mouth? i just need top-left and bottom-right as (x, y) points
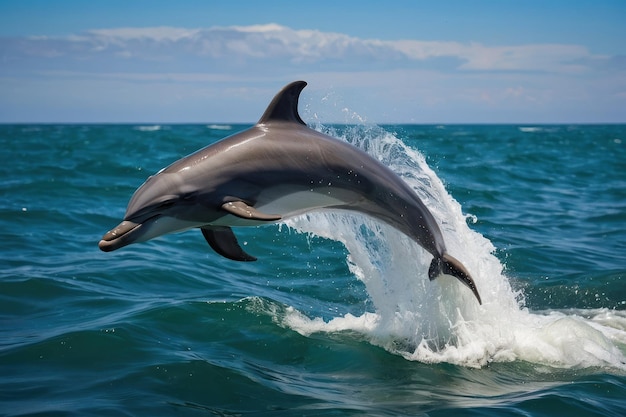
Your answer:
(99, 214), (201, 253)
(98, 219), (146, 252)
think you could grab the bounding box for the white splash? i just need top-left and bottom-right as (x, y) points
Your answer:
(134, 125), (161, 132)
(207, 124), (233, 130)
(280, 125), (626, 370)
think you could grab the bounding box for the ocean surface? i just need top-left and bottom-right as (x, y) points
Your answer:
(1, 122), (625, 416)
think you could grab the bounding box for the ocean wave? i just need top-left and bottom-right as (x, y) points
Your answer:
(280, 125), (626, 371)
(206, 124), (233, 130)
(519, 127), (543, 133)
(134, 125), (162, 132)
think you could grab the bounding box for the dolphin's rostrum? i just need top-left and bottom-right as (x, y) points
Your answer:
(99, 81), (482, 304)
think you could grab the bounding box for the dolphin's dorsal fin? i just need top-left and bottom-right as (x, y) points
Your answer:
(257, 81), (307, 125)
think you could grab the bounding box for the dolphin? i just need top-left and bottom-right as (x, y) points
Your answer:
(99, 81), (482, 304)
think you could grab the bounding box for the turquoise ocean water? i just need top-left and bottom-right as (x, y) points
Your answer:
(1, 123), (625, 416)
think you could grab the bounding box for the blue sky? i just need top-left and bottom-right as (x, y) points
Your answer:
(1, 0), (625, 123)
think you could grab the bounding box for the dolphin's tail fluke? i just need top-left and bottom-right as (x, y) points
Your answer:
(429, 253), (482, 304)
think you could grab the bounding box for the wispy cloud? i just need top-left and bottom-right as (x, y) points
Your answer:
(1, 24), (624, 122)
(4, 24), (609, 73)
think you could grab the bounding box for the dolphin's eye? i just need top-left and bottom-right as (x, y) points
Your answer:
(157, 199), (176, 210)
(182, 192), (197, 201)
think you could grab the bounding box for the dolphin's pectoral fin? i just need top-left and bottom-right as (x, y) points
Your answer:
(221, 201), (282, 221)
(201, 226), (257, 262)
(429, 253), (482, 305)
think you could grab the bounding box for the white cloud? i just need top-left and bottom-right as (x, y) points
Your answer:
(0, 24), (624, 123)
(231, 23), (287, 33)
(86, 26), (200, 42)
(4, 24), (609, 73)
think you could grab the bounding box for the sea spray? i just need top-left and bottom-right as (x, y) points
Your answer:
(282, 124), (626, 370)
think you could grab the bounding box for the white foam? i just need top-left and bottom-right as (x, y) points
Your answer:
(134, 125), (161, 132)
(207, 124), (233, 130)
(519, 126), (543, 133)
(279, 125), (626, 370)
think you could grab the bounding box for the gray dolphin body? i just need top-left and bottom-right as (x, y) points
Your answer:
(99, 81), (481, 304)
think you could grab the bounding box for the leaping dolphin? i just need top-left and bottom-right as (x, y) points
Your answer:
(99, 81), (482, 304)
